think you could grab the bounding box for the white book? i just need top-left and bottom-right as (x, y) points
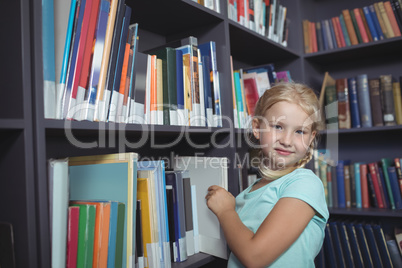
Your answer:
(174, 156), (228, 259)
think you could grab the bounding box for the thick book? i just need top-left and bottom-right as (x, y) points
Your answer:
(342, 9), (359, 45)
(174, 156), (228, 259)
(393, 82), (402, 124)
(380, 158), (396, 209)
(323, 223), (338, 268)
(336, 160), (346, 208)
(373, 2), (390, 38)
(329, 221), (346, 267)
(345, 221), (365, 267)
(360, 163), (370, 208)
(372, 224), (394, 267)
(354, 222), (374, 267)
(319, 72), (337, 129)
(380, 74), (397, 126)
(131, 52), (148, 124)
(386, 238), (402, 267)
(339, 14), (352, 46)
(48, 158), (69, 268)
(368, 163), (385, 208)
(336, 221), (355, 267)
(69, 153), (138, 268)
(369, 4), (385, 40)
(387, 166), (402, 209)
(363, 6), (379, 41)
(363, 224), (383, 267)
(368, 78), (384, 126)
(356, 74), (373, 128)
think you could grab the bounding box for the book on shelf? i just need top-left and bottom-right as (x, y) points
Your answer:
(348, 77), (361, 128)
(368, 78), (384, 127)
(66, 206), (80, 268)
(319, 72), (337, 129)
(393, 82), (402, 125)
(380, 74), (397, 126)
(336, 78), (351, 129)
(356, 74), (373, 128)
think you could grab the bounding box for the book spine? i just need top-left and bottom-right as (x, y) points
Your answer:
(369, 4), (385, 40)
(336, 78), (351, 129)
(379, 1), (395, 38)
(363, 6), (379, 41)
(356, 74), (373, 128)
(360, 164), (370, 208)
(393, 82), (402, 125)
(347, 77), (361, 128)
(353, 8), (370, 43)
(350, 9), (363, 43)
(339, 14), (352, 46)
(342, 9), (359, 45)
(368, 163), (385, 208)
(336, 161), (346, 208)
(384, 0), (402, 36)
(380, 74), (397, 126)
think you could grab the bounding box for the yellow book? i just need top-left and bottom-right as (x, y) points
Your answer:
(137, 177), (153, 267)
(374, 2), (389, 38)
(393, 82), (402, 125)
(378, 1), (395, 38)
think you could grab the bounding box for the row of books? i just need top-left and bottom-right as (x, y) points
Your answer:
(316, 219), (402, 267)
(192, 0), (221, 13)
(320, 72), (402, 129)
(49, 153), (228, 268)
(303, 1), (402, 54)
(227, 0), (289, 46)
(315, 151), (402, 210)
(230, 60), (292, 129)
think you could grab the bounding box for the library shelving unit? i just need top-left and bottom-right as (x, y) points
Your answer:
(1, 0), (401, 267)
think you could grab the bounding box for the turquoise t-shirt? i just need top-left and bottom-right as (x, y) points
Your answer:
(227, 168), (329, 268)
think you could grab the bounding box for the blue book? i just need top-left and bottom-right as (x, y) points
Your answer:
(354, 222), (374, 268)
(369, 5), (385, 40)
(372, 224), (394, 267)
(329, 221), (346, 267)
(202, 55), (213, 126)
(42, 0), (56, 119)
(321, 20), (329, 50)
(377, 167), (391, 209)
(198, 41), (222, 127)
(356, 74), (373, 128)
(83, 0), (110, 121)
(328, 19), (338, 49)
(363, 6), (379, 41)
(316, 21), (324, 51)
(243, 64), (276, 87)
(345, 222), (364, 268)
(62, 0), (87, 119)
(347, 77), (361, 128)
(336, 221), (355, 267)
(176, 49), (185, 125)
(324, 224), (338, 268)
(363, 224), (382, 267)
(336, 160), (346, 208)
(108, 5), (132, 121)
(387, 167), (402, 209)
(354, 163), (362, 208)
(339, 14), (352, 46)
(323, 20), (334, 49)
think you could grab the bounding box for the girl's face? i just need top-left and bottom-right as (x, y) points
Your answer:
(252, 101), (316, 170)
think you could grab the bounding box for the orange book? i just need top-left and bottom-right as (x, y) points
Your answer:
(118, 40), (131, 95)
(302, 20), (311, 53)
(384, 1), (401, 36)
(378, 1), (395, 38)
(360, 164), (370, 208)
(71, 201), (111, 268)
(182, 53), (192, 124)
(342, 9), (359, 45)
(353, 8), (369, 43)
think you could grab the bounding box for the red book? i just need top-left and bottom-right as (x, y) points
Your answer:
(331, 17), (343, 48)
(368, 163), (385, 208)
(66, 206), (80, 268)
(353, 8), (370, 43)
(360, 164), (370, 208)
(242, 75), (259, 117)
(309, 21), (317, 52)
(334, 16), (346, 47)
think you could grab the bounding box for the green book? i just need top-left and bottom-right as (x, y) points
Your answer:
(115, 202), (126, 268)
(349, 10), (363, 43)
(325, 84), (338, 128)
(72, 203), (96, 268)
(381, 158), (395, 210)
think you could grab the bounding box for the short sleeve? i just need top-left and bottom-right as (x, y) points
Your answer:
(280, 169), (329, 220)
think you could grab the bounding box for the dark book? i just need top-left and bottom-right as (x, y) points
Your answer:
(115, 202), (125, 268)
(324, 223), (338, 268)
(336, 78), (351, 129)
(345, 221), (364, 268)
(131, 52), (148, 122)
(344, 160), (352, 208)
(354, 222), (374, 268)
(377, 166), (391, 209)
(135, 200), (144, 267)
(368, 78), (384, 126)
(350, 9), (363, 43)
(321, 20), (329, 50)
(329, 221), (346, 267)
(366, 172), (379, 208)
(166, 186), (176, 261)
(386, 238), (402, 267)
(380, 158), (395, 209)
(380, 74), (397, 126)
(356, 74), (373, 127)
(349, 164), (357, 208)
(347, 77), (361, 128)
(336, 221), (355, 267)
(0, 222), (16, 268)
(316, 21), (324, 51)
(372, 224), (393, 267)
(363, 224), (382, 267)
(336, 160), (346, 208)
(331, 165), (338, 208)
(394, 158), (402, 196)
(182, 173), (195, 256)
(387, 166), (402, 209)
(390, 0), (402, 33)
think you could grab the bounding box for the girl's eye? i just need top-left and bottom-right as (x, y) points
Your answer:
(274, 125), (282, 130)
(296, 130), (303, 134)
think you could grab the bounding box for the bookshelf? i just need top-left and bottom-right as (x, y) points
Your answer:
(0, 0), (401, 267)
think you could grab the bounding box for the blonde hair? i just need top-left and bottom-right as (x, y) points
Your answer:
(251, 82), (324, 180)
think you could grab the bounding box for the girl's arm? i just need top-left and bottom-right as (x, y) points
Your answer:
(206, 185), (315, 268)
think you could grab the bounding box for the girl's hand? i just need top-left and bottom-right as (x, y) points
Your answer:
(205, 185), (235, 218)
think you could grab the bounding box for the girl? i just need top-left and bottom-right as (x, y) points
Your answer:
(206, 82), (329, 267)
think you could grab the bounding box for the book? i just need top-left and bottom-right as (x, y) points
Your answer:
(344, 161), (352, 208)
(328, 221), (346, 267)
(354, 222), (374, 267)
(350, 8), (363, 43)
(336, 221), (354, 266)
(335, 78), (351, 129)
(182, 173), (195, 256)
(319, 72), (337, 129)
(393, 82), (402, 124)
(339, 14), (352, 46)
(347, 77), (361, 128)
(368, 78), (384, 126)
(368, 163), (385, 208)
(363, 6), (379, 41)
(374, 2), (390, 38)
(81, 0), (111, 121)
(380, 158), (396, 209)
(54, 0), (77, 119)
(198, 41), (222, 127)
(105, 201), (121, 268)
(345, 221), (364, 267)
(68, 153), (138, 268)
(378, 1), (396, 38)
(354, 162), (362, 208)
(360, 163), (370, 208)
(372, 224), (394, 267)
(353, 8), (370, 43)
(356, 74), (373, 128)
(126, 26), (140, 124)
(48, 158), (69, 268)
(394, 158), (402, 195)
(135, 200), (145, 268)
(364, 223), (383, 267)
(380, 74), (397, 126)
(384, 1), (402, 36)
(42, 0), (56, 119)
(174, 156), (228, 259)
(131, 52), (148, 124)
(369, 4), (385, 40)
(386, 238), (402, 267)
(323, 223), (338, 267)
(387, 166), (402, 209)
(336, 160), (346, 208)
(93, 0), (120, 122)
(66, 206), (80, 268)
(71, 203), (96, 268)
(342, 9), (359, 45)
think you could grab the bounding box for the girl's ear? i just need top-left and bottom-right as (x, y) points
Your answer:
(252, 118), (260, 140)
